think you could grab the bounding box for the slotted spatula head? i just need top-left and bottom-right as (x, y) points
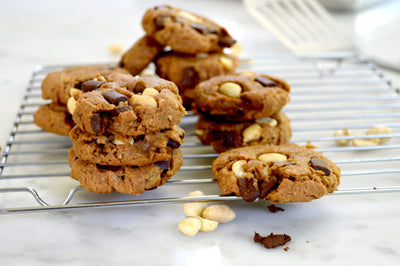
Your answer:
(244, 0), (355, 54)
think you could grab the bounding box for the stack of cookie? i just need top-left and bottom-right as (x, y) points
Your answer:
(34, 65), (128, 135)
(119, 5), (238, 109)
(67, 73), (187, 195)
(194, 72), (292, 153)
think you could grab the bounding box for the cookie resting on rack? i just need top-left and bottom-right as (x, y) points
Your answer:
(68, 148), (183, 195)
(194, 72), (291, 121)
(33, 103), (75, 136)
(67, 73), (186, 135)
(142, 5), (236, 54)
(70, 124), (185, 166)
(155, 51), (239, 109)
(41, 65), (129, 105)
(195, 111), (292, 153)
(212, 143), (341, 203)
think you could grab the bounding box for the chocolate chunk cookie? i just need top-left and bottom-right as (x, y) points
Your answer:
(119, 35), (164, 76)
(69, 148), (183, 195)
(70, 125), (185, 166)
(212, 143), (340, 203)
(33, 103), (75, 136)
(195, 112), (292, 153)
(142, 5), (236, 54)
(194, 73), (290, 121)
(41, 65), (129, 105)
(155, 51), (239, 109)
(68, 74), (186, 135)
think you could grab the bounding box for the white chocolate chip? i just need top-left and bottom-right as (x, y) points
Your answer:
(257, 153), (288, 163)
(366, 126), (392, 144)
(352, 133), (380, 147)
(334, 129), (351, 146)
(67, 97), (77, 114)
(179, 217), (202, 236)
(202, 205), (236, 223)
(232, 160), (247, 178)
(129, 95), (158, 107)
(219, 56), (234, 71)
(242, 123), (262, 143)
(199, 217), (218, 232)
(142, 87), (159, 96)
(177, 10), (202, 23)
(230, 42), (243, 56)
(184, 190), (208, 217)
(218, 82), (242, 98)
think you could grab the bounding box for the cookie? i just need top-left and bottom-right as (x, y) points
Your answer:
(155, 51), (239, 108)
(69, 148), (183, 195)
(68, 74), (186, 135)
(119, 35), (164, 76)
(194, 73), (290, 121)
(142, 5), (236, 54)
(41, 65), (129, 105)
(33, 103), (75, 136)
(212, 143), (341, 203)
(70, 125), (185, 166)
(195, 112), (292, 153)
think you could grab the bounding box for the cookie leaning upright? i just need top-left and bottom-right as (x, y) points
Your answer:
(142, 5), (236, 54)
(212, 143), (341, 203)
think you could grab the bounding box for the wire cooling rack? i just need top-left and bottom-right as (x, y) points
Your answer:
(1, 52), (399, 214)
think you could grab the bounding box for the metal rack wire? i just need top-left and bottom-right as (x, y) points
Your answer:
(1, 52), (399, 214)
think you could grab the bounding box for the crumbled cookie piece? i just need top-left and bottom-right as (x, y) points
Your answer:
(254, 232), (291, 249)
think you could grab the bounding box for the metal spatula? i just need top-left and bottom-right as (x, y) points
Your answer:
(243, 0), (355, 54)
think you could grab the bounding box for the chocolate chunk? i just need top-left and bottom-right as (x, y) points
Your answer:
(181, 67), (200, 89)
(259, 176), (278, 199)
(190, 23), (213, 35)
(90, 113), (102, 134)
(154, 160), (170, 170)
(167, 140), (181, 149)
(267, 204), (285, 213)
(222, 131), (236, 148)
(117, 61), (124, 68)
(96, 164), (121, 172)
(255, 77), (277, 87)
(102, 91), (129, 106)
(260, 233), (291, 249)
(218, 36), (236, 47)
(81, 80), (105, 92)
(109, 105), (132, 116)
(237, 177), (259, 202)
(310, 157), (331, 176)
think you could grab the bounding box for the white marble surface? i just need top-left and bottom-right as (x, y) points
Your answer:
(0, 0), (400, 265)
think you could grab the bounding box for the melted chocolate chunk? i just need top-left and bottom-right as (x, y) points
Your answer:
(255, 77), (277, 87)
(259, 176), (278, 199)
(102, 91), (129, 106)
(96, 164), (121, 172)
(310, 157), (331, 176)
(167, 139), (181, 149)
(222, 131), (236, 148)
(154, 160), (170, 170)
(81, 80), (105, 92)
(109, 105), (132, 116)
(267, 204), (285, 213)
(237, 177), (259, 202)
(90, 113), (102, 134)
(155, 14), (171, 29)
(181, 67), (200, 89)
(218, 36), (236, 47)
(190, 24), (217, 35)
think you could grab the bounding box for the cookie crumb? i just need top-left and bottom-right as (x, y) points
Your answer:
(267, 204), (285, 213)
(254, 232), (292, 249)
(305, 141), (320, 149)
(108, 43), (124, 55)
(283, 247), (289, 252)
